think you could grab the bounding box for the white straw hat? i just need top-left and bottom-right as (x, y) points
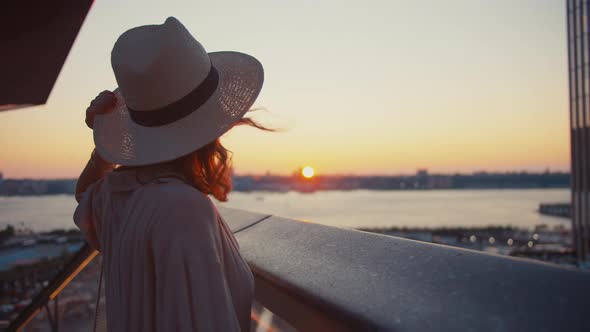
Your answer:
(93, 17), (264, 166)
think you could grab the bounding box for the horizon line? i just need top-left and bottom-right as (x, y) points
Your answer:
(0, 169), (572, 181)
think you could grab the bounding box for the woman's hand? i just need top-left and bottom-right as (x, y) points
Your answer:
(76, 91), (117, 201)
(86, 90), (116, 129)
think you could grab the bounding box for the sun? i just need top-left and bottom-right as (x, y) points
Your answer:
(301, 166), (315, 179)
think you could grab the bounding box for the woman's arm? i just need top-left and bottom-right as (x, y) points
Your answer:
(75, 149), (115, 202)
(75, 90), (117, 202)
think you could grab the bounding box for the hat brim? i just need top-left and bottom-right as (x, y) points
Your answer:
(93, 51), (263, 166)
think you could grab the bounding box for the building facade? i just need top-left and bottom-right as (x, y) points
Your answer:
(567, 0), (590, 263)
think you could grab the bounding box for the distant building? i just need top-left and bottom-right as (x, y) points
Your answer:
(416, 169), (429, 189)
(566, 0), (590, 263)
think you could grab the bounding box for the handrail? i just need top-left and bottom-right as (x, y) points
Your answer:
(8, 208), (590, 331)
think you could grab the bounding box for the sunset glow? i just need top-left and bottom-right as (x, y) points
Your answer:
(302, 166), (315, 179)
(0, 0), (571, 179)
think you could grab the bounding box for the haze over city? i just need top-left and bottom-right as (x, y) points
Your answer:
(0, 0), (569, 178)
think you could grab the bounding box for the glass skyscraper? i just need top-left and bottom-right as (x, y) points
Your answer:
(567, 0), (590, 263)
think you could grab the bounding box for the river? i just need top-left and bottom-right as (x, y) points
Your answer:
(0, 189), (570, 231)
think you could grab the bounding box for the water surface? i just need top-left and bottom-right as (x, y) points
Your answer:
(0, 189), (569, 231)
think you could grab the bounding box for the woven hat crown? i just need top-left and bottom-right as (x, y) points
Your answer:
(111, 17), (211, 112)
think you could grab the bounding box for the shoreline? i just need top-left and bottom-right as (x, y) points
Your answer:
(0, 186), (572, 198)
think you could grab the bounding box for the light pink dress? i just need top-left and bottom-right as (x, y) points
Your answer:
(74, 169), (254, 331)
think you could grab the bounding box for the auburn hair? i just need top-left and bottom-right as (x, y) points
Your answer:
(167, 116), (273, 201)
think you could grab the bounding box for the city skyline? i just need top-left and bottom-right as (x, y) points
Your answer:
(0, 167), (571, 180)
(0, 170), (571, 196)
(0, 0), (570, 178)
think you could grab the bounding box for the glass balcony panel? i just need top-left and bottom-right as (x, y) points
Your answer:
(21, 255), (104, 332)
(251, 301), (299, 332)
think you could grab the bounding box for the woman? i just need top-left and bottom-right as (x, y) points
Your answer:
(74, 17), (268, 331)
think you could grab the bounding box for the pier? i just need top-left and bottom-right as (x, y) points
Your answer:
(539, 203), (572, 219)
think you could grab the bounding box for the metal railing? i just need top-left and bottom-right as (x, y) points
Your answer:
(7, 245), (97, 331)
(8, 208), (590, 331)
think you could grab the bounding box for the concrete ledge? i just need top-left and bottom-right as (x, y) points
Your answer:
(221, 208), (590, 332)
(217, 207), (270, 233)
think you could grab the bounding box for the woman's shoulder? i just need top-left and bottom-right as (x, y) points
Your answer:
(153, 179), (212, 206)
(148, 183), (220, 245)
(148, 180), (218, 224)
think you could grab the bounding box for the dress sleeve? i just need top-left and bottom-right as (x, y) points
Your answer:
(73, 181), (102, 251)
(150, 194), (241, 332)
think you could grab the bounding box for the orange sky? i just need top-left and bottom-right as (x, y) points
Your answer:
(0, 0), (571, 178)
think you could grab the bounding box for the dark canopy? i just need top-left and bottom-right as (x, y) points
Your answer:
(0, 1), (93, 111)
